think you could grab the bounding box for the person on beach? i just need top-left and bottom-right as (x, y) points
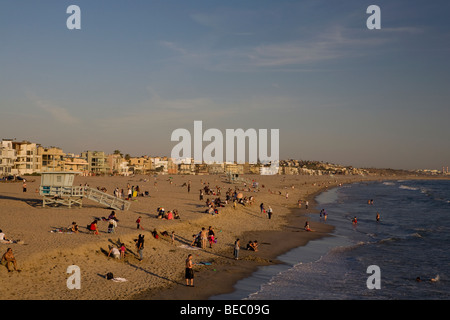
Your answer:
(267, 206), (273, 219)
(120, 243), (126, 259)
(200, 227), (207, 249)
(108, 246), (120, 259)
(107, 218), (117, 233)
(136, 216), (144, 230)
(246, 241), (258, 251)
(1, 248), (21, 272)
(376, 212), (380, 222)
(135, 234), (144, 261)
(352, 216), (357, 225)
(304, 221), (312, 232)
(234, 239), (240, 260)
(185, 254), (194, 287)
(208, 226), (215, 248)
(0, 230), (12, 244)
(88, 220), (99, 235)
(305, 201), (309, 210)
(69, 222), (79, 233)
(171, 231), (176, 245)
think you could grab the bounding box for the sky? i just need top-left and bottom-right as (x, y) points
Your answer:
(0, 0), (449, 170)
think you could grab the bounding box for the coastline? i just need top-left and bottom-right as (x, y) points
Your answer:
(131, 184), (341, 300)
(132, 175), (450, 301)
(0, 174), (446, 300)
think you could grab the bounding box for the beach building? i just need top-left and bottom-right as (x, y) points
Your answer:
(107, 154), (130, 176)
(178, 162), (195, 175)
(151, 157), (168, 174)
(38, 146), (65, 172)
(11, 141), (41, 175)
(167, 158), (178, 175)
(129, 156), (153, 174)
(207, 163), (225, 174)
(225, 163), (245, 175)
(81, 151), (110, 175)
(0, 139), (17, 176)
(63, 154), (89, 174)
(195, 163), (209, 175)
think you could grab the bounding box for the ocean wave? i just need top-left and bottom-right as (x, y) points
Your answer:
(383, 182), (395, 186)
(399, 185), (419, 191)
(379, 237), (402, 244)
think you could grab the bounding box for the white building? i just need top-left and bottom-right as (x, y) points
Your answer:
(0, 139), (17, 176)
(12, 141), (41, 175)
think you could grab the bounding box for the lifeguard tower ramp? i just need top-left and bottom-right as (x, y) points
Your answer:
(39, 172), (130, 210)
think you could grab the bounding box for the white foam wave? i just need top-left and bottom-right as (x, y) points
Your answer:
(399, 185), (419, 191)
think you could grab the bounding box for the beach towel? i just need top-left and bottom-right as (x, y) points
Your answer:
(111, 277), (128, 282)
(178, 244), (201, 250)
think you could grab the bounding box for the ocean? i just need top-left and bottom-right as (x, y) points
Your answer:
(211, 179), (450, 300)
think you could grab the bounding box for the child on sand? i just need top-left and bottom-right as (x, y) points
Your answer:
(136, 217), (144, 230)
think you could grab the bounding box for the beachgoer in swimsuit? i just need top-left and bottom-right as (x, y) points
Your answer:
(185, 254), (194, 286)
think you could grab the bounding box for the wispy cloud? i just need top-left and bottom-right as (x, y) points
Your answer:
(159, 25), (400, 72)
(29, 95), (80, 125)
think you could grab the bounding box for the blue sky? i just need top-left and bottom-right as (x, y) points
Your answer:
(1, 0), (449, 170)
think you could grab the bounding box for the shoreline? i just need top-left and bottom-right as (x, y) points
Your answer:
(0, 174), (447, 300)
(131, 175), (450, 301)
(130, 184), (341, 300)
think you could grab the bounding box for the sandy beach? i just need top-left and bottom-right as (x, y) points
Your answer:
(0, 173), (417, 300)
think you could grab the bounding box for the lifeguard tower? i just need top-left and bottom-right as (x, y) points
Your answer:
(39, 172), (130, 210)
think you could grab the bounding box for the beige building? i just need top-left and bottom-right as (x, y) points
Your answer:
(107, 154), (130, 176)
(11, 141), (41, 175)
(64, 154), (89, 174)
(129, 156), (153, 174)
(38, 146), (65, 172)
(225, 163), (245, 175)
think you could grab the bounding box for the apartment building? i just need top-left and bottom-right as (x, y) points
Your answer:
(0, 139), (17, 176)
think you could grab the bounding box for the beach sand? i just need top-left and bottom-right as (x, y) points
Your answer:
(0, 173), (407, 300)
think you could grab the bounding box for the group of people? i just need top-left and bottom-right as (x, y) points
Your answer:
(156, 207), (180, 220)
(246, 240), (259, 251)
(86, 211), (119, 235)
(107, 243), (126, 260)
(259, 203), (273, 219)
(110, 184), (150, 200)
(191, 226), (216, 249)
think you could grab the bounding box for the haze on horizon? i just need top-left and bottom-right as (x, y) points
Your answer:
(1, 0), (449, 171)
